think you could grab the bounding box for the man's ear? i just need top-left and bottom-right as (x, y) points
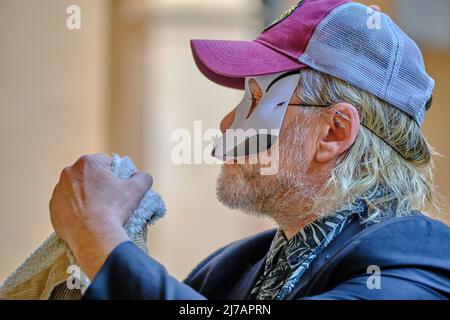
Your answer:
(315, 103), (360, 163)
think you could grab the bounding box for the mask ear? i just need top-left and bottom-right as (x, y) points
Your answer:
(212, 71), (300, 160)
(246, 79), (263, 119)
(220, 109), (235, 134)
(315, 103), (360, 163)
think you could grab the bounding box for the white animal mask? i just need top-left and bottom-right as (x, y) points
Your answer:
(212, 70), (300, 160)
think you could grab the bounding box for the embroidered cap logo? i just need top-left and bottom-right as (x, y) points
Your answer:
(264, 0), (305, 31)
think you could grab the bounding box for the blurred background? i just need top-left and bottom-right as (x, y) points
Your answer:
(0, 0), (449, 282)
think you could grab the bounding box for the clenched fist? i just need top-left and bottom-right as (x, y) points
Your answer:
(49, 153), (152, 280)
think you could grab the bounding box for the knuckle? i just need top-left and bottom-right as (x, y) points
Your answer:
(73, 154), (96, 172)
(78, 154), (90, 163)
(91, 153), (112, 167)
(75, 154), (91, 167)
(49, 190), (58, 215)
(60, 166), (70, 178)
(94, 152), (108, 159)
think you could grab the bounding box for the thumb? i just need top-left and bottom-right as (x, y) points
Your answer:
(126, 171), (153, 205)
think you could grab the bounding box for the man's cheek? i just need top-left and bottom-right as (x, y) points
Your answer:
(256, 143), (280, 176)
(303, 139), (318, 163)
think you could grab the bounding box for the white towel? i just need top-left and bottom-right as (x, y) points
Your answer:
(0, 154), (166, 300)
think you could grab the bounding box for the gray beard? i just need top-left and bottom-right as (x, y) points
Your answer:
(216, 114), (317, 224)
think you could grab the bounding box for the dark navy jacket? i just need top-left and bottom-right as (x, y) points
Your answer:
(83, 215), (450, 300)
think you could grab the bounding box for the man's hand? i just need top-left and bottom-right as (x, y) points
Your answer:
(49, 153), (152, 280)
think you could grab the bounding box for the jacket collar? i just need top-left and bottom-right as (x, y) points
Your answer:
(228, 255), (267, 299)
(228, 217), (368, 300)
(285, 217), (367, 299)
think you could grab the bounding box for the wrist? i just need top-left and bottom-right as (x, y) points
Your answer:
(68, 223), (130, 281)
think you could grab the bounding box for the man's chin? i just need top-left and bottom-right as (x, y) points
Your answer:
(215, 164), (272, 217)
(216, 166), (251, 209)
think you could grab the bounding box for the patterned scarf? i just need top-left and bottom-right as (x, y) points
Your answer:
(249, 198), (369, 300)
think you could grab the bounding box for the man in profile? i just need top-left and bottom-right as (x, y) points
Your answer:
(49, 0), (450, 299)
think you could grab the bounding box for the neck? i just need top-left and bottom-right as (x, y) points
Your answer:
(279, 214), (318, 240)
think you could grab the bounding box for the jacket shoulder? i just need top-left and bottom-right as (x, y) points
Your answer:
(304, 215), (450, 299)
(346, 215), (450, 266)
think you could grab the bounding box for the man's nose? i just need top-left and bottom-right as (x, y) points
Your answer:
(220, 109), (235, 133)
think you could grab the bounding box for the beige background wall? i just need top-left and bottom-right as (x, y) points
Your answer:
(0, 0), (449, 283)
(0, 0), (111, 282)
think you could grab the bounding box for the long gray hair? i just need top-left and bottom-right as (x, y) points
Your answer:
(295, 69), (438, 221)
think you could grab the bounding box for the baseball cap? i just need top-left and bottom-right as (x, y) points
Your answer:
(191, 0), (434, 126)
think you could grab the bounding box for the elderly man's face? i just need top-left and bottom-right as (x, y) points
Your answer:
(216, 83), (324, 224)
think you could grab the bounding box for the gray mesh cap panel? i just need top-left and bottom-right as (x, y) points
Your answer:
(299, 2), (434, 126)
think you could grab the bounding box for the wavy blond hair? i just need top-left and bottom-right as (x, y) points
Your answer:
(295, 69), (438, 221)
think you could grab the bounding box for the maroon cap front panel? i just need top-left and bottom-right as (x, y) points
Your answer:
(256, 0), (351, 59)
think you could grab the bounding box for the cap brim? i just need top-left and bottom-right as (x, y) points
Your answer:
(191, 39), (306, 90)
